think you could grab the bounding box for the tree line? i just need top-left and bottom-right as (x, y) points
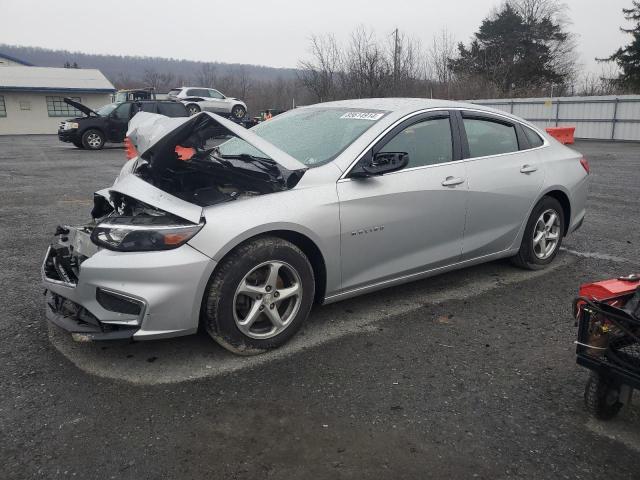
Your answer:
(299, 0), (640, 103)
(4, 0), (640, 112)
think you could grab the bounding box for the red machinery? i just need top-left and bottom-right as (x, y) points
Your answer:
(575, 274), (640, 419)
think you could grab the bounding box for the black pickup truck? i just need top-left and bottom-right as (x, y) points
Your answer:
(57, 98), (188, 150)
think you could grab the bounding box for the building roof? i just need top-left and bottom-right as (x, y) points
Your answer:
(0, 66), (115, 93)
(0, 52), (33, 66)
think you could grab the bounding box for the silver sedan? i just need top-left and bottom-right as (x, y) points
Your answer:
(42, 99), (589, 354)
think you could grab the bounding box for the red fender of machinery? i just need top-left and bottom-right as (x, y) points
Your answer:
(579, 275), (640, 303)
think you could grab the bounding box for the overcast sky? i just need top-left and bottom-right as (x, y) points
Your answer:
(0, 0), (631, 77)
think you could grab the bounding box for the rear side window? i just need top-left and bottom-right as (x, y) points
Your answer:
(379, 117), (453, 168)
(463, 118), (519, 158)
(138, 102), (156, 113)
(523, 126), (544, 148)
(157, 102), (188, 117)
(168, 89), (182, 97)
(187, 89), (209, 97)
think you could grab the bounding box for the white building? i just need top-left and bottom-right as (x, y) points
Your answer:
(0, 54), (115, 135)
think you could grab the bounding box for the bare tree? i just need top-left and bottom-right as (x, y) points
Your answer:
(196, 63), (217, 87)
(142, 68), (161, 89)
(343, 27), (391, 98)
(427, 29), (457, 98)
(298, 34), (342, 102)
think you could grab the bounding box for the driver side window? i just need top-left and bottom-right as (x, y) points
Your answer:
(208, 89), (224, 99)
(379, 117), (453, 168)
(112, 103), (131, 120)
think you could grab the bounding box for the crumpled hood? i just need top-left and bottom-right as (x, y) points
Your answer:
(127, 111), (307, 172)
(63, 97), (98, 117)
(98, 173), (204, 224)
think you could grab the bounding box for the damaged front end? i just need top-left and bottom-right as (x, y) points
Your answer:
(124, 111), (308, 208)
(43, 111), (305, 341)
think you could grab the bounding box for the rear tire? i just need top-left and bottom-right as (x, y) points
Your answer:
(511, 196), (564, 270)
(187, 104), (201, 116)
(231, 105), (246, 120)
(81, 129), (105, 150)
(202, 236), (315, 355)
(584, 372), (623, 420)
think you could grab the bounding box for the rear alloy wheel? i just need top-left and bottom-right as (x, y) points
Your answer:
(81, 129), (105, 150)
(187, 104), (201, 115)
(202, 236), (315, 355)
(231, 105), (246, 120)
(512, 196), (565, 270)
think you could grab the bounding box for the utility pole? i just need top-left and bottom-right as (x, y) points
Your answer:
(393, 27), (399, 94)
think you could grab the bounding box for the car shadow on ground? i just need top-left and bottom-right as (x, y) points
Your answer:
(48, 254), (575, 385)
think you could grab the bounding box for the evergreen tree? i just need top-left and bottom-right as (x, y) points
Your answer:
(449, 1), (574, 94)
(601, 1), (640, 90)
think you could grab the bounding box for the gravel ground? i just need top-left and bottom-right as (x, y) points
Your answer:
(0, 136), (639, 479)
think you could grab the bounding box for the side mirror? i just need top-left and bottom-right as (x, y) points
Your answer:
(353, 152), (409, 177)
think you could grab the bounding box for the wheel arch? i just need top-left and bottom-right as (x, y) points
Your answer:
(541, 188), (571, 235)
(206, 229), (328, 305)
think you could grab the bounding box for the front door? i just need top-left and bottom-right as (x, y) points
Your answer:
(107, 102), (132, 142)
(337, 112), (468, 292)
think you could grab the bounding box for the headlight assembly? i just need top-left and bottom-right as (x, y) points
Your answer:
(90, 217), (204, 252)
(65, 122), (79, 130)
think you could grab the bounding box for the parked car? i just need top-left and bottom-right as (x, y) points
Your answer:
(57, 98), (188, 150)
(43, 98), (589, 354)
(167, 86), (247, 119)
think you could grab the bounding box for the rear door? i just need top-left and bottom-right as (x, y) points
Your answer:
(337, 111), (468, 291)
(457, 111), (545, 260)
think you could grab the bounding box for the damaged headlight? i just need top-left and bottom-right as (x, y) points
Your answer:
(90, 218), (204, 252)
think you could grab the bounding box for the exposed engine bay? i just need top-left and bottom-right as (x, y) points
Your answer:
(129, 113), (306, 207)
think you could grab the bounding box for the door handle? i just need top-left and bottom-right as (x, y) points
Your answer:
(520, 164), (538, 174)
(441, 176), (465, 187)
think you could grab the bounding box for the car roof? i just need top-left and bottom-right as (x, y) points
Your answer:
(304, 97), (512, 119)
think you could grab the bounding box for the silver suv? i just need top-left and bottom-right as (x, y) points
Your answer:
(168, 86), (247, 119)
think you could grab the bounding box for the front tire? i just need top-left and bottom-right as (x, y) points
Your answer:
(231, 105), (246, 120)
(72, 140), (84, 149)
(187, 104), (201, 115)
(512, 196), (564, 270)
(202, 236), (315, 355)
(81, 129), (105, 150)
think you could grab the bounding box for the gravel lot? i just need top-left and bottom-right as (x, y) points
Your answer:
(1, 136), (639, 479)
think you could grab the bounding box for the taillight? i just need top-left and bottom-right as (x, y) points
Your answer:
(579, 157), (590, 174)
(124, 136), (138, 160)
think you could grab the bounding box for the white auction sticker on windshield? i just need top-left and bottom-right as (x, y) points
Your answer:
(340, 112), (385, 121)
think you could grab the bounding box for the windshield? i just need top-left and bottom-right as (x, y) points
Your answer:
(95, 103), (119, 116)
(218, 107), (388, 167)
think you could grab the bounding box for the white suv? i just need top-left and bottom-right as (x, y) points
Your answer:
(168, 87), (247, 119)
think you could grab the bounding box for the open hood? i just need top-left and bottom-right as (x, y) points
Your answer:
(127, 111), (307, 172)
(63, 97), (98, 117)
(97, 174), (203, 224)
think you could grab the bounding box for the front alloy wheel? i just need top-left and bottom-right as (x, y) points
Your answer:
(233, 261), (302, 339)
(202, 236), (315, 354)
(81, 129), (105, 150)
